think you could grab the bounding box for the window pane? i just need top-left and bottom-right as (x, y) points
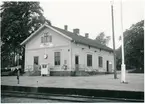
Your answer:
(87, 54), (92, 66)
(99, 56), (103, 67)
(55, 61), (57, 65)
(58, 61), (60, 65)
(34, 56), (38, 65)
(54, 52), (60, 65)
(75, 56), (79, 65)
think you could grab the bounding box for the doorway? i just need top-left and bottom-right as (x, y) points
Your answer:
(75, 55), (79, 71)
(106, 60), (109, 72)
(34, 56), (39, 71)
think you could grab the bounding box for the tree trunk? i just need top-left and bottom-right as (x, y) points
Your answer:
(22, 47), (25, 73)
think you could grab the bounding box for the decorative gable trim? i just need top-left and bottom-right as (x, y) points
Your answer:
(20, 24), (72, 45)
(45, 25), (72, 41)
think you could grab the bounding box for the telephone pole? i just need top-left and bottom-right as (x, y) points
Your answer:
(111, 1), (117, 79)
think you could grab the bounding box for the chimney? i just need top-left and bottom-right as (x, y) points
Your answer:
(73, 28), (79, 35)
(64, 25), (68, 31)
(85, 33), (89, 38)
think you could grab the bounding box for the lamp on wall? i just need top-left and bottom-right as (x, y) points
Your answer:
(40, 44), (48, 59)
(40, 43), (54, 59)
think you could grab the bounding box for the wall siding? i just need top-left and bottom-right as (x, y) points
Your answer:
(25, 27), (71, 71)
(71, 42), (114, 72)
(24, 26), (114, 73)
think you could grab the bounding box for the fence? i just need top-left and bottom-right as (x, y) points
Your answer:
(25, 64), (99, 72)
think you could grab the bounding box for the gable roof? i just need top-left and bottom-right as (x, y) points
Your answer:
(51, 26), (113, 52)
(20, 24), (72, 45)
(21, 24), (113, 52)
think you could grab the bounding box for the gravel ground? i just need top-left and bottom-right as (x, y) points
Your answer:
(1, 73), (144, 92)
(1, 96), (66, 103)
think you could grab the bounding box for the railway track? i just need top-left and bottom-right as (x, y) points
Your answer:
(1, 90), (143, 102)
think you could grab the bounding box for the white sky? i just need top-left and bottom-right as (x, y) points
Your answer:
(1, 0), (144, 48)
(40, 0), (144, 49)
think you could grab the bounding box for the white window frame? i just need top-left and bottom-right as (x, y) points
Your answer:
(54, 52), (61, 66)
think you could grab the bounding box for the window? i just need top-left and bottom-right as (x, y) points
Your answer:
(87, 54), (92, 66)
(44, 33), (48, 43)
(99, 56), (103, 67)
(75, 55), (79, 65)
(34, 56), (39, 65)
(54, 52), (60, 65)
(41, 32), (52, 43)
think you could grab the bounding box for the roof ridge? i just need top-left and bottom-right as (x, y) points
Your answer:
(51, 25), (112, 51)
(52, 26), (113, 51)
(20, 24), (112, 52)
(52, 26), (101, 43)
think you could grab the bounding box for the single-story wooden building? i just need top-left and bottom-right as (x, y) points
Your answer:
(21, 23), (114, 76)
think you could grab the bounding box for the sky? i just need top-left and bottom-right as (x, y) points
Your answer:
(1, 0), (143, 48)
(40, 0), (144, 49)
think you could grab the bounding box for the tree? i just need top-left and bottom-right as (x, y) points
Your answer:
(116, 20), (144, 72)
(1, 2), (51, 69)
(95, 32), (111, 46)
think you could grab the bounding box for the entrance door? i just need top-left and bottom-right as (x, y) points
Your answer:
(75, 55), (79, 71)
(34, 56), (39, 71)
(106, 60), (109, 72)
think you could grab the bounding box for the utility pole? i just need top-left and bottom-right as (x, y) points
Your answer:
(120, 0), (126, 83)
(111, 1), (117, 79)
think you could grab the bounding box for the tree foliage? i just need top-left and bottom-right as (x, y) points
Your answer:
(116, 20), (144, 71)
(1, 2), (51, 68)
(95, 32), (111, 46)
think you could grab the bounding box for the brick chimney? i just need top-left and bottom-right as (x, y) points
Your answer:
(85, 33), (89, 38)
(73, 28), (79, 35)
(64, 25), (68, 31)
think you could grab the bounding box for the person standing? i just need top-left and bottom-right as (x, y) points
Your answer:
(17, 68), (20, 84)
